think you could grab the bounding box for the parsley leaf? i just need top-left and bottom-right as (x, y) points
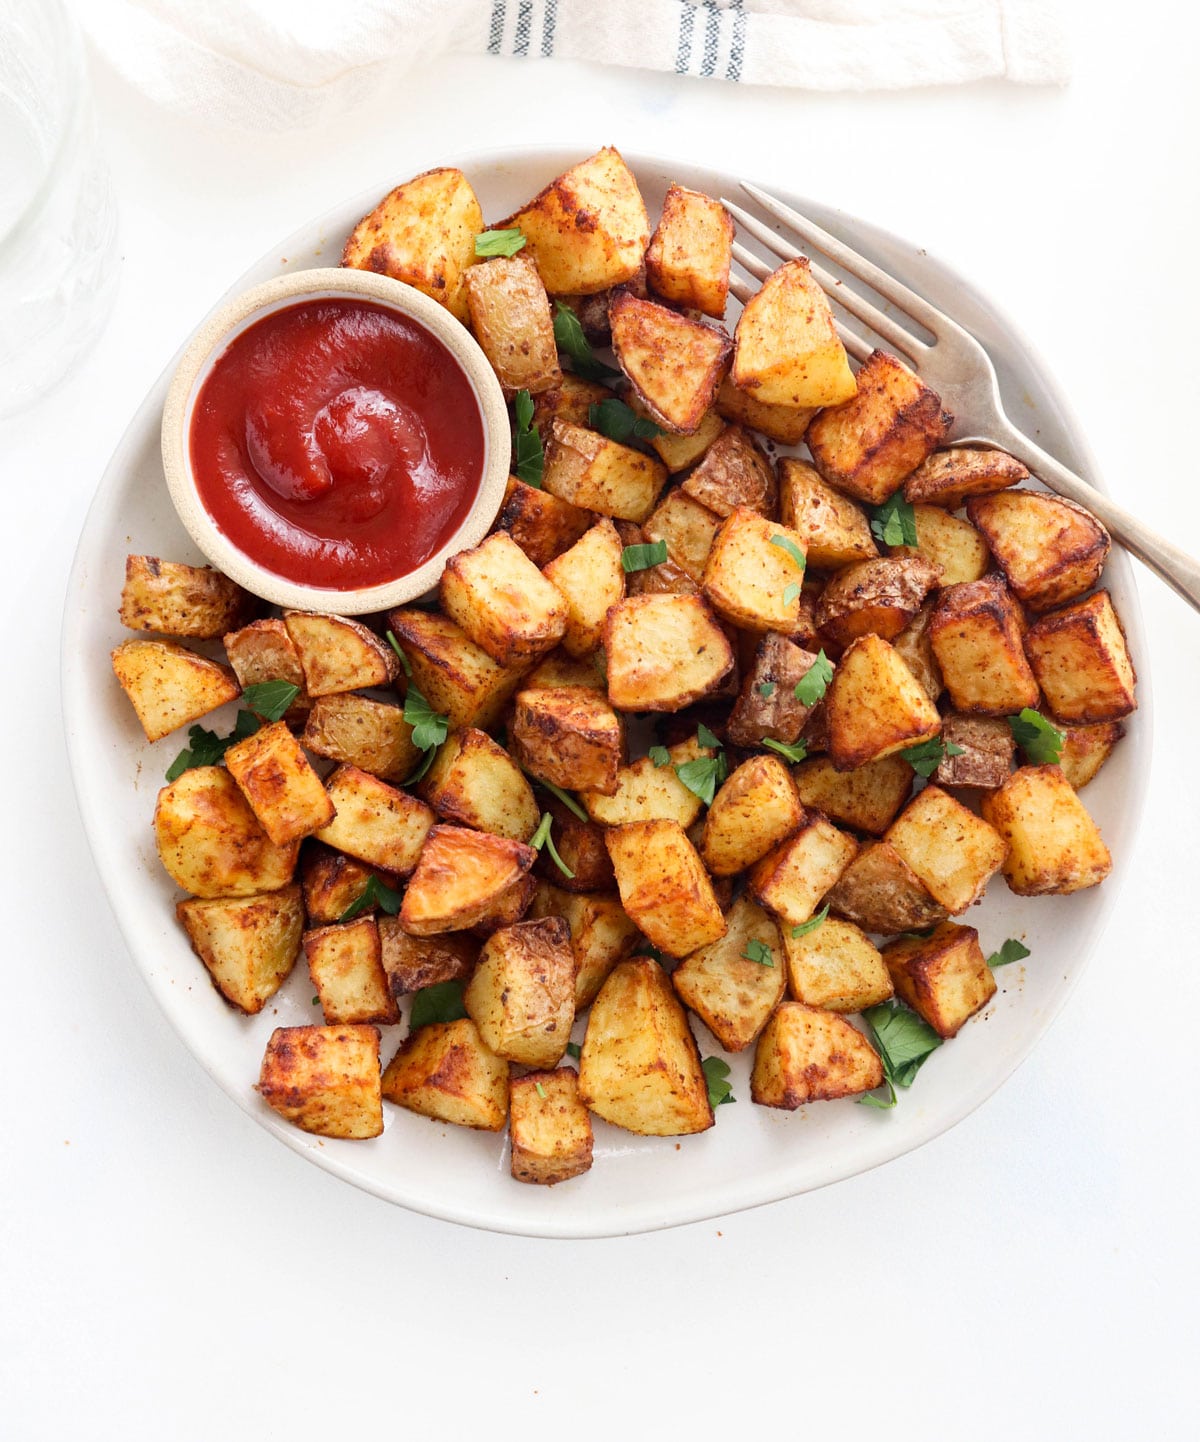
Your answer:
(790, 905), (829, 939)
(742, 938), (774, 967)
(871, 493), (919, 547)
(770, 534), (807, 573)
(474, 227), (526, 257)
(241, 679), (300, 722)
(403, 687), (449, 753)
(762, 737), (808, 764)
(165, 673), (305, 780)
(794, 650), (833, 707)
(535, 1080), (548, 1099)
(530, 811), (576, 879)
(512, 388), (544, 487)
(408, 980), (468, 1032)
(566, 1041), (582, 1060)
(537, 779), (588, 822)
(338, 874), (404, 922)
(702, 1056), (736, 1108)
(859, 1000), (943, 1108)
(165, 724), (229, 781)
(696, 723), (722, 750)
(783, 582), (802, 606)
(757, 682), (776, 699)
(621, 540), (669, 573)
(674, 756), (723, 806)
(386, 629), (413, 677)
(988, 938), (1031, 968)
(553, 301), (620, 382)
(900, 736), (965, 778)
(404, 745), (440, 786)
(648, 745), (671, 767)
(1008, 707), (1064, 765)
(588, 398), (663, 443)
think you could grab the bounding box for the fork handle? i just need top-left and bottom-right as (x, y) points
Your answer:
(962, 423), (1200, 614)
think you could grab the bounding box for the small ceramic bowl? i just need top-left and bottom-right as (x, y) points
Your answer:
(160, 267), (511, 614)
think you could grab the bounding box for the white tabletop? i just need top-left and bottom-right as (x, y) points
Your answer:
(4, 5), (1197, 1436)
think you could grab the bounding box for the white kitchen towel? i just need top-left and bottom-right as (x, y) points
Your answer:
(81, 0), (1069, 132)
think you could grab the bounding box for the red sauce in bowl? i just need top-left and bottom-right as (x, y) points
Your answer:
(189, 298), (486, 589)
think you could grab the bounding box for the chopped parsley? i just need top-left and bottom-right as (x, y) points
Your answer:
(988, 938), (1031, 968)
(757, 682), (776, 699)
(386, 630), (413, 677)
(474, 227), (526, 257)
(702, 1056), (736, 1108)
(794, 650), (833, 707)
(648, 745), (671, 767)
(535, 1081), (548, 1100)
(566, 1041), (582, 1060)
(871, 493), (919, 548)
(408, 980), (468, 1032)
(589, 398), (662, 443)
(858, 1000), (943, 1110)
(553, 301), (620, 382)
(1008, 708), (1064, 765)
(530, 811), (576, 879)
(742, 938), (774, 967)
(512, 388), (544, 487)
(338, 874), (403, 922)
(770, 534), (807, 573)
(900, 736), (964, 778)
(537, 779), (588, 822)
(621, 540), (669, 573)
(164, 678), (299, 780)
(762, 737), (808, 764)
(790, 905), (829, 939)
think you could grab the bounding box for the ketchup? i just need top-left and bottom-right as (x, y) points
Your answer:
(189, 298), (485, 589)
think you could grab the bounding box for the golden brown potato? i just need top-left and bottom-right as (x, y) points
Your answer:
(510, 687), (624, 796)
(980, 765), (1112, 895)
(528, 881), (638, 1008)
(791, 754), (913, 836)
(702, 507), (808, 632)
(1023, 590), (1136, 723)
(748, 816), (858, 930)
(119, 555), (252, 638)
(579, 958), (714, 1136)
(646, 407), (726, 472)
(382, 1018), (508, 1130)
(642, 490), (722, 583)
(726, 634), (825, 749)
(399, 825), (537, 935)
(824, 839), (949, 935)
(491, 474), (594, 569)
(605, 820), (727, 957)
(314, 764), (435, 875)
(282, 612), (399, 698)
(645, 182), (734, 318)
(300, 845), (400, 926)
(885, 785), (1008, 914)
(825, 633), (941, 770)
(784, 914), (893, 1013)
(732, 258), (857, 408)
(1057, 720), (1125, 790)
(440, 531), (568, 667)
(714, 373), (816, 445)
(672, 895), (786, 1052)
(889, 505), (991, 586)
(377, 919), (478, 996)
(418, 726), (539, 841)
(525, 647), (607, 693)
(463, 254), (560, 396)
(532, 375), (616, 439)
(807, 350), (952, 505)
(882, 922), (996, 1039)
(301, 694), (419, 784)
(463, 917), (575, 1067)
(304, 917), (400, 1025)
(542, 419), (668, 522)
(603, 593), (733, 711)
(222, 618), (310, 720)
(541, 518), (625, 656)
(815, 556), (940, 648)
(467, 874), (536, 938)
(966, 491), (1110, 611)
(701, 755), (806, 877)
(581, 734), (712, 829)
(679, 424), (777, 519)
(111, 638), (240, 743)
(933, 714), (1015, 790)
(258, 1024), (383, 1139)
(891, 600), (943, 703)
(751, 1003), (883, 1108)
(609, 292), (732, 434)
(224, 720), (335, 846)
(342, 166), (481, 321)
(509, 1068), (594, 1186)
(386, 607), (527, 731)
(904, 445), (1028, 509)
(155, 766), (299, 898)
(778, 459), (878, 569)
(177, 884), (304, 1014)
(928, 575), (1040, 716)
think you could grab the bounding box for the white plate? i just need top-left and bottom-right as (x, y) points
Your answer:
(63, 147), (1151, 1238)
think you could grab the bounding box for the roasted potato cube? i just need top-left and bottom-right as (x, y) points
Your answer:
(342, 165), (481, 321)
(816, 557), (940, 648)
(282, 612), (399, 698)
(701, 755), (806, 877)
(825, 840), (949, 934)
(559, 267), (648, 344)
(609, 292), (731, 434)
(605, 820), (726, 958)
(510, 1068), (594, 1185)
(934, 715), (1015, 789)
(155, 767), (299, 898)
(382, 1018), (508, 1130)
(532, 374), (617, 438)
(979, 765), (1112, 895)
(491, 474), (594, 568)
(418, 726), (539, 841)
(464, 254), (560, 396)
(672, 895), (785, 1052)
(386, 607), (526, 731)
(747, 816), (858, 929)
(300, 844), (399, 926)
(579, 958), (713, 1135)
(111, 638), (240, 743)
(882, 922), (996, 1038)
(500, 147), (649, 295)
(791, 754), (913, 836)
(581, 735), (712, 829)
(904, 445), (1028, 509)
(890, 505), (990, 586)
(726, 634), (824, 749)
(224, 720), (334, 846)
(440, 531), (567, 667)
(884, 785), (1008, 914)
(314, 764), (434, 875)
(702, 507), (808, 632)
(966, 491), (1109, 611)
(1023, 590), (1136, 723)
(929, 575), (1039, 716)
(525, 647), (606, 693)
(543, 419), (668, 522)
(176, 884), (304, 1014)
(378, 918), (478, 996)
(1057, 720), (1125, 789)
(532, 796), (615, 894)
(510, 687), (623, 796)
(715, 373), (816, 445)
(463, 917), (575, 1067)
(732, 257), (857, 408)
(825, 633), (941, 770)
(258, 1024), (382, 1139)
(542, 518), (625, 656)
(400, 825), (536, 935)
(679, 424), (777, 519)
(751, 1003), (883, 1108)
(604, 594), (733, 711)
(120, 555), (251, 638)
(891, 600), (943, 703)
(624, 551), (701, 598)
(645, 182), (733, 317)
(784, 915), (892, 1013)
(304, 917), (399, 1025)
(642, 490), (722, 583)
(528, 881), (638, 1007)
(302, 694), (419, 783)
(646, 407), (726, 472)
(778, 458), (878, 569)
(223, 618), (310, 720)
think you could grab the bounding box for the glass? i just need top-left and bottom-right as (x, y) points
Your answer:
(0, 0), (118, 417)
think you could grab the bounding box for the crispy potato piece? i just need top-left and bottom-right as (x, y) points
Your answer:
(980, 765), (1112, 895)
(934, 714), (1015, 789)
(301, 694), (418, 783)
(382, 1018), (508, 1130)
(726, 634), (824, 748)
(378, 918), (478, 996)
(646, 407), (726, 472)
(605, 821), (727, 957)
(581, 735), (711, 829)
(642, 490), (722, 583)
(120, 556), (251, 638)
(967, 491), (1110, 611)
(715, 373), (816, 445)
(259, 1024), (382, 1139)
(542, 518), (625, 656)
(386, 607), (527, 731)
(791, 754), (913, 836)
(825, 840), (949, 935)
(282, 612), (399, 698)
(543, 419), (668, 522)
(464, 917), (575, 1067)
(928, 575), (1040, 716)
(825, 633), (941, 770)
(223, 618), (311, 720)
(300, 844), (399, 926)
(155, 766), (299, 898)
(890, 505), (990, 586)
(904, 446), (1029, 508)
(751, 1003), (883, 1108)
(885, 785), (1007, 914)
(465, 870), (533, 939)
(732, 258), (857, 408)
(342, 166), (481, 321)
(1057, 720), (1125, 790)
(418, 726), (539, 841)
(510, 687), (623, 796)
(702, 507), (808, 632)
(778, 459), (878, 569)
(528, 881), (638, 1007)
(313, 765), (433, 876)
(532, 375), (616, 439)
(464, 254), (560, 396)
(440, 531), (568, 667)
(882, 922), (996, 1038)
(400, 825), (536, 935)
(111, 638), (240, 743)
(748, 816), (858, 929)
(679, 425), (777, 519)
(510, 1068), (594, 1185)
(672, 895), (785, 1052)
(784, 915), (892, 1012)
(532, 796), (615, 893)
(177, 884), (304, 1014)
(816, 557), (940, 648)
(625, 551), (701, 597)
(604, 594), (734, 711)
(1023, 590), (1136, 723)
(492, 474), (594, 568)
(609, 293), (731, 434)
(559, 266), (648, 343)
(524, 648), (606, 694)
(645, 182), (733, 317)
(304, 917), (399, 1025)
(807, 350), (952, 505)
(579, 958), (714, 1136)
(224, 720), (334, 846)
(701, 755), (806, 877)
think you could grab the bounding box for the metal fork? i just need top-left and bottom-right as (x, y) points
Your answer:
(723, 182), (1200, 613)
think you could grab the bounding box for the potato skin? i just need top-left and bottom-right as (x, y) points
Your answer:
(726, 634), (824, 749)
(301, 694), (418, 783)
(155, 766), (299, 898)
(815, 557), (940, 648)
(904, 445), (1028, 509)
(464, 917), (575, 1068)
(120, 555), (252, 638)
(510, 687), (624, 796)
(966, 491), (1110, 611)
(464, 254), (561, 397)
(824, 839), (949, 935)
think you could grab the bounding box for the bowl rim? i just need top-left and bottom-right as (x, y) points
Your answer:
(159, 265), (511, 615)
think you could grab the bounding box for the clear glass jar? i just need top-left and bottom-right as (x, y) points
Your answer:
(0, 0), (119, 417)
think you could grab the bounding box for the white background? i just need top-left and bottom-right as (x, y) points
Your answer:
(3, 3), (1198, 1437)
